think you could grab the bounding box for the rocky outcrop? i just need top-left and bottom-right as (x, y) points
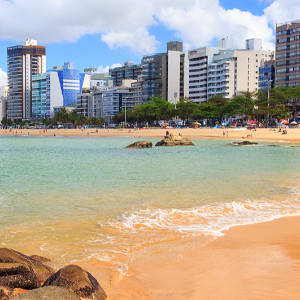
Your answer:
(43, 265), (107, 300)
(155, 131), (194, 147)
(0, 263), (40, 290)
(0, 248), (54, 285)
(124, 141), (152, 149)
(229, 141), (258, 146)
(0, 286), (14, 300)
(29, 255), (50, 264)
(10, 286), (81, 300)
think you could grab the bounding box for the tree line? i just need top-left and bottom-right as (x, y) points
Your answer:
(1, 108), (105, 128)
(113, 86), (300, 125)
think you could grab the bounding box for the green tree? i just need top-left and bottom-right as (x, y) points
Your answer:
(193, 102), (220, 120)
(207, 95), (230, 123)
(286, 86), (300, 121)
(69, 108), (78, 126)
(176, 97), (197, 123)
(88, 117), (101, 125)
(1, 117), (13, 127)
(226, 96), (255, 121)
(255, 87), (288, 123)
(75, 115), (87, 126)
(52, 107), (70, 124)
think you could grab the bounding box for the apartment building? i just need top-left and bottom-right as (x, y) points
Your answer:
(77, 89), (103, 118)
(130, 81), (143, 107)
(142, 41), (189, 103)
(109, 61), (142, 86)
(207, 39), (274, 99)
(7, 39), (46, 120)
(275, 19), (300, 87)
(258, 60), (275, 91)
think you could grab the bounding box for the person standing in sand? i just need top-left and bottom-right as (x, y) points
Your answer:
(226, 131), (228, 138)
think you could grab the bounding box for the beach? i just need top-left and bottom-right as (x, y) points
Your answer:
(1, 127), (300, 143)
(0, 129), (300, 299)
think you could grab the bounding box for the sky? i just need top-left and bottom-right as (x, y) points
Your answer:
(0, 0), (299, 86)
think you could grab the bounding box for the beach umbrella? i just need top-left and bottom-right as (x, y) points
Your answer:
(247, 120), (257, 124)
(291, 121), (297, 125)
(281, 121), (289, 125)
(221, 123), (226, 126)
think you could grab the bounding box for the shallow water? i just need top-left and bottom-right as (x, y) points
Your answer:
(0, 136), (300, 275)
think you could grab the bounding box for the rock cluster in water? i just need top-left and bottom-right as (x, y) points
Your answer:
(0, 248), (107, 300)
(155, 131), (195, 147)
(229, 141), (258, 146)
(124, 141), (152, 148)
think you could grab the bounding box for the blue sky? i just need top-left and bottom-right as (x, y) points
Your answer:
(0, 0), (298, 84)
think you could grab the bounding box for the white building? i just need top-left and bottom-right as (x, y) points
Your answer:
(188, 38), (274, 102)
(207, 39), (274, 99)
(188, 46), (225, 103)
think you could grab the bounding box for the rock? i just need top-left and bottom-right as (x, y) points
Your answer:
(155, 132), (194, 147)
(229, 141), (258, 146)
(0, 285), (13, 300)
(0, 263), (40, 290)
(29, 255), (50, 264)
(0, 249), (54, 285)
(10, 286), (81, 300)
(124, 141), (152, 149)
(43, 265), (107, 300)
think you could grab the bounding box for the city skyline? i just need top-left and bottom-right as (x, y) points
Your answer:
(0, 0), (299, 86)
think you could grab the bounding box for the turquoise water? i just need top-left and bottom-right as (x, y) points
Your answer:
(0, 136), (300, 271)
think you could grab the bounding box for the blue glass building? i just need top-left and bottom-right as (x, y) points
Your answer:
(259, 61), (275, 91)
(31, 62), (88, 119)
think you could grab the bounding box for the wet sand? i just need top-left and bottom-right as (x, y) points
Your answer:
(102, 216), (300, 300)
(1, 127), (300, 143)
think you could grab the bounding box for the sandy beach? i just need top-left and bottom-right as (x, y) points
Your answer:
(76, 216), (300, 300)
(1, 127), (300, 143)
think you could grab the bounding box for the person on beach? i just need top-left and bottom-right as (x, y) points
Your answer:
(223, 131), (225, 137)
(226, 131), (228, 138)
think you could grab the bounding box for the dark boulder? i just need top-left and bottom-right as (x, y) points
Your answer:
(0, 249), (54, 285)
(0, 286), (13, 300)
(29, 255), (50, 264)
(10, 286), (80, 300)
(229, 141), (258, 146)
(0, 263), (40, 290)
(43, 265), (107, 300)
(124, 141), (152, 149)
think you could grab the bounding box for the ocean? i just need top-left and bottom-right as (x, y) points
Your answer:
(1, 136), (300, 277)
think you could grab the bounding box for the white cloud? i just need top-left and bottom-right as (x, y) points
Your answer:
(156, 1), (274, 51)
(97, 63), (122, 74)
(0, 0), (298, 55)
(264, 0), (300, 28)
(0, 68), (7, 86)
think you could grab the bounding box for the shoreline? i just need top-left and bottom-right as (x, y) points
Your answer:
(1, 127), (300, 144)
(101, 215), (300, 299)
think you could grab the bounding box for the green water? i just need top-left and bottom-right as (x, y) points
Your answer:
(0, 136), (300, 269)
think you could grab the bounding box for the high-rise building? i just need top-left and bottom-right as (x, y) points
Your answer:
(142, 41), (189, 103)
(77, 89), (103, 119)
(189, 38), (274, 101)
(109, 62), (142, 86)
(258, 60), (275, 91)
(7, 39), (46, 120)
(31, 62), (90, 119)
(207, 40), (274, 99)
(188, 46), (224, 103)
(275, 19), (300, 87)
